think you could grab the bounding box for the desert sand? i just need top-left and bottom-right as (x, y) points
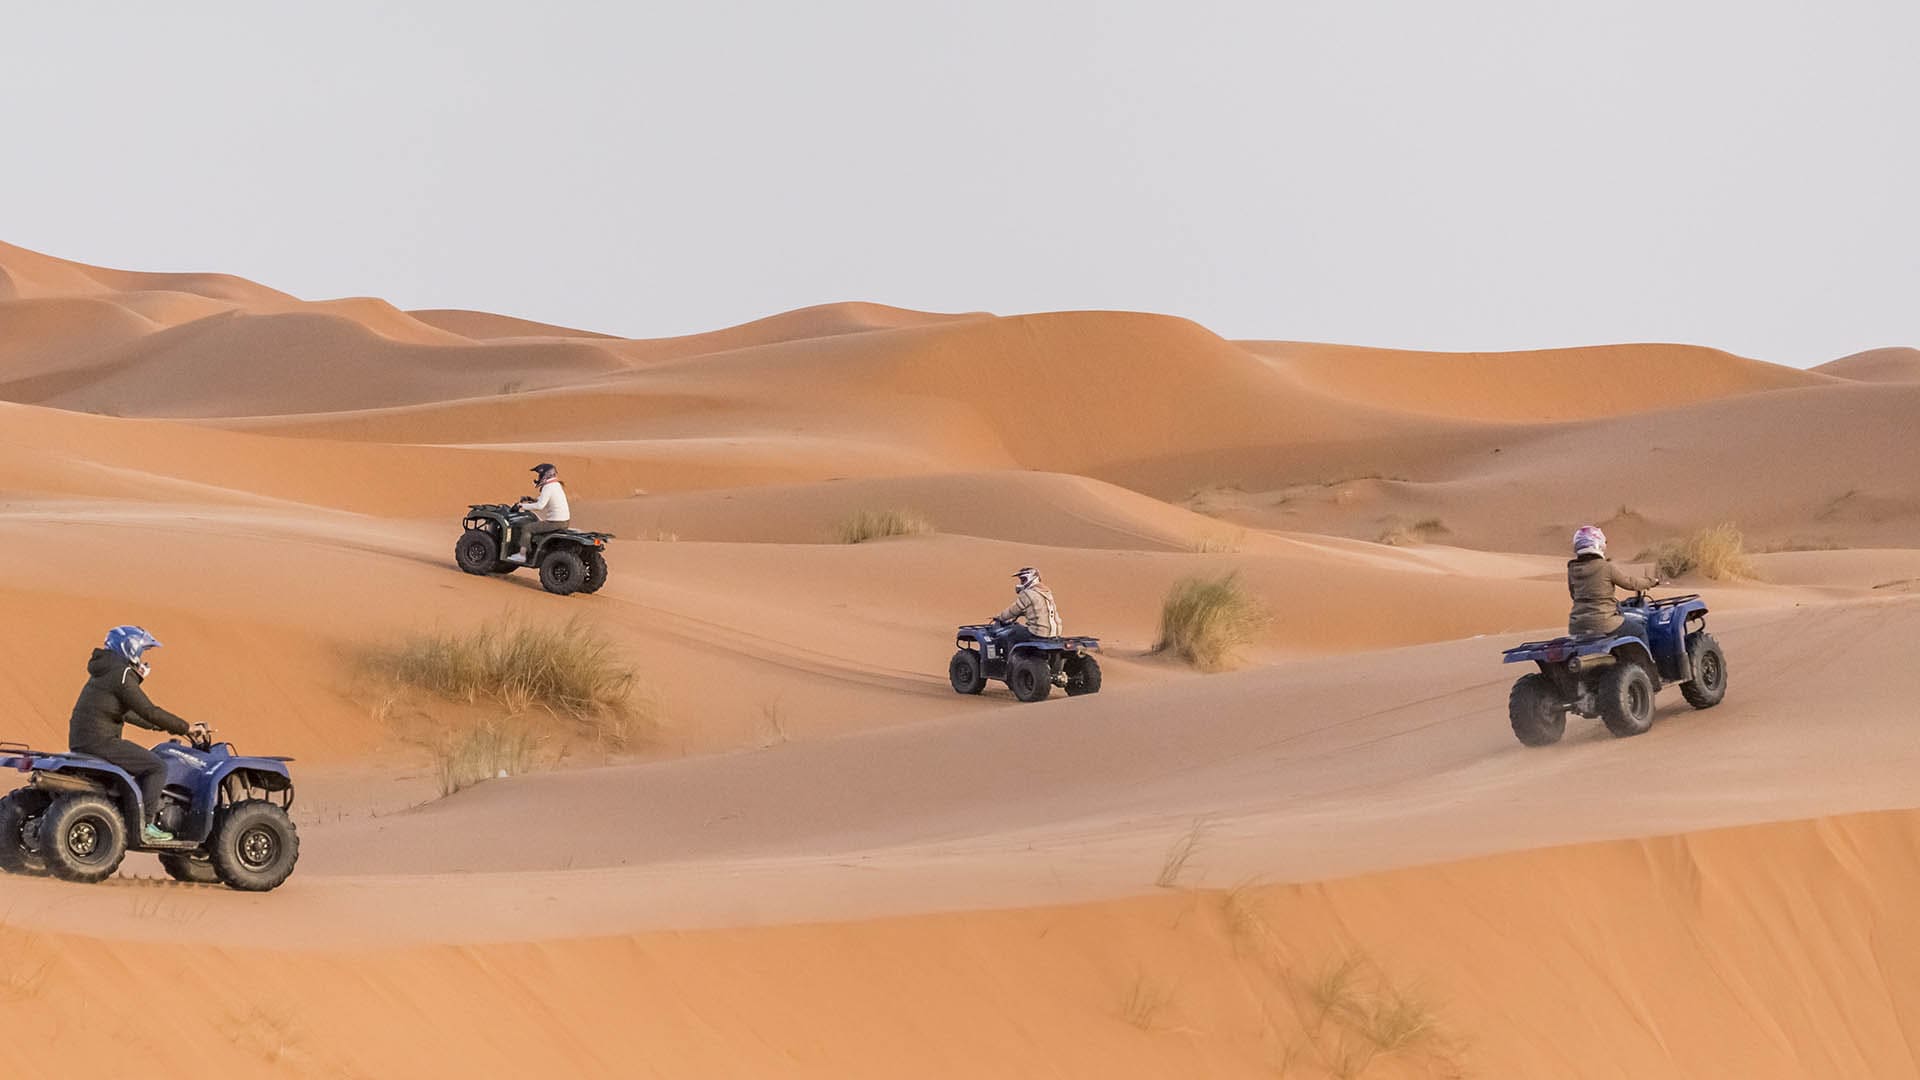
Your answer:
(3, 239), (1918, 1077)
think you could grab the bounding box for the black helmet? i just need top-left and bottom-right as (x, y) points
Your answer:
(531, 463), (558, 482)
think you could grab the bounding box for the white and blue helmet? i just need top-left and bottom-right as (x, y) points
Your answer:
(104, 625), (162, 678)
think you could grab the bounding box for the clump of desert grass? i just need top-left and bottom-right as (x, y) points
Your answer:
(360, 614), (637, 721)
(1154, 815), (1215, 888)
(1189, 528), (1247, 554)
(833, 508), (933, 544)
(1154, 572), (1270, 671)
(430, 719), (541, 796)
(358, 615), (656, 793)
(1641, 523), (1756, 581)
(1375, 517), (1448, 546)
(1117, 974), (1176, 1030)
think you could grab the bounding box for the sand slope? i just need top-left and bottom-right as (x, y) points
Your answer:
(1, 238), (1917, 1077)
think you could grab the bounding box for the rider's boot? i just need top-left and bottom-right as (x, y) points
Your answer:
(142, 822), (174, 844)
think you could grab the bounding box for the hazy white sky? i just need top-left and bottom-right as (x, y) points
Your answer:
(5, 2), (1915, 364)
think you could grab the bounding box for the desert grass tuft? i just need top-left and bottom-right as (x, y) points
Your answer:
(1376, 517), (1448, 546)
(833, 508), (933, 544)
(360, 614), (637, 723)
(1154, 573), (1270, 671)
(1641, 522), (1756, 581)
(1190, 528), (1248, 553)
(1155, 815), (1215, 888)
(431, 719), (540, 796)
(1118, 974), (1176, 1030)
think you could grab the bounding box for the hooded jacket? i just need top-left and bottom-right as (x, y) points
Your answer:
(1567, 555), (1658, 636)
(996, 583), (1062, 637)
(69, 649), (191, 751)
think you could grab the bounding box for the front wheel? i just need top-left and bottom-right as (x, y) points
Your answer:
(539, 548), (586, 596)
(0, 790), (51, 875)
(158, 852), (221, 885)
(1008, 655), (1053, 703)
(210, 800), (300, 892)
(455, 528), (501, 575)
(949, 649), (986, 694)
(41, 793), (128, 884)
(1680, 633), (1727, 709)
(1508, 673), (1566, 746)
(1600, 662), (1656, 738)
(580, 550), (609, 594)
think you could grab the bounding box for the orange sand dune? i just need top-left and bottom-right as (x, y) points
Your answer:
(409, 307), (621, 340)
(4, 809), (1919, 1078)
(0, 239), (292, 305)
(1817, 345), (1920, 383)
(1243, 339), (1831, 421)
(2, 238), (1917, 1077)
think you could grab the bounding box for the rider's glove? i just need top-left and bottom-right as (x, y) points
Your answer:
(187, 722), (212, 745)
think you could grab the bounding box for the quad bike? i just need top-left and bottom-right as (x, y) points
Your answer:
(456, 503), (613, 597)
(1501, 592), (1728, 746)
(950, 623), (1102, 703)
(0, 730), (299, 890)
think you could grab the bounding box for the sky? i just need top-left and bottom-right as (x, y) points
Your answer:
(4, 1), (1915, 364)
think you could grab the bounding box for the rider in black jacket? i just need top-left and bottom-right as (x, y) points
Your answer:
(68, 627), (205, 843)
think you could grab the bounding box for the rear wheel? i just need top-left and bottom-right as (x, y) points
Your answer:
(1064, 655), (1102, 696)
(1009, 655), (1052, 703)
(1680, 633), (1727, 709)
(1508, 674), (1566, 746)
(1600, 662), (1656, 738)
(455, 528), (501, 575)
(949, 649), (986, 694)
(41, 793), (128, 884)
(0, 790), (51, 875)
(539, 548), (586, 596)
(210, 801), (300, 892)
(158, 852), (221, 884)
(581, 550), (609, 594)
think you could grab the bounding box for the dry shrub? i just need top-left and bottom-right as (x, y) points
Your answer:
(1643, 523), (1755, 581)
(1190, 528), (1247, 553)
(432, 719), (541, 796)
(1118, 974), (1176, 1030)
(1376, 518), (1448, 546)
(834, 508), (933, 544)
(360, 614), (637, 722)
(1154, 573), (1270, 671)
(359, 615), (656, 785)
(1155, 816), (1215, 888)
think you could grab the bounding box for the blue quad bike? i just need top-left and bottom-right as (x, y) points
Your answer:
(950, 623), (1103, 703)
(1501, 592), (1728, 746)
(456, 502), (614, 597)
(0, 732), (299, 890)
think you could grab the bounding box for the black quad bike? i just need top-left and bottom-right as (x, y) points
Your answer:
(455, 503), (614, 597)
(950, 623), (1102, 703)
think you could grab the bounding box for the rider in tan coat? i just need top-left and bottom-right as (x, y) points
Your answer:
(1567, 526), (1660, 638)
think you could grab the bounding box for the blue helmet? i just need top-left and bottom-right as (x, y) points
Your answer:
(104, 625), (162, 677)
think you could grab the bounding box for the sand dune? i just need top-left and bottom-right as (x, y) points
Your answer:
(1817, 345), (1920, 383)
(1244, 339), (1831, 421)
(1, 238), (1917, 1077)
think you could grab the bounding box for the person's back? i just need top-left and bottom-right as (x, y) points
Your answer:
(1566, 526), (1658, 637)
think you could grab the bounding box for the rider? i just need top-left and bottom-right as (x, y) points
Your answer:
(509, 462), (571, 563)
(991, 567), (1064, 682)
(1568, 526), (1660, 640)
(68, 626), (210, 843)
